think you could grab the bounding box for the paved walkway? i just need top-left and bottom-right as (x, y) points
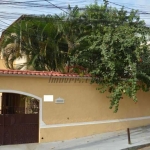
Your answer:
(139, 146), (150, 150)
(1, 125), (150, 150)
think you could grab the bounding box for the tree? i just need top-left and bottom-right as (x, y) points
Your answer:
(0, 7), (91, 72)
(0, 15), (68, 71)
(19, 16), (68, 71)
(71, 1), (150, 112)
(54, 6), (87, 73)
(1, 1), (150, 112)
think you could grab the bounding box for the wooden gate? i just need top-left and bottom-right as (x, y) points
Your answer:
(0, 93), (39, 145)
(0, 114), (39, 145)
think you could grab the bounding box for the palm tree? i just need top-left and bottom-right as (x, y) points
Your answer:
(0, 15), (68, 71)
(0, 28), (21, 69)
(0, 6), (90, 72)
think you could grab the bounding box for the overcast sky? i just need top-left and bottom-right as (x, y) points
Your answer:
(0, 0), (150, 35)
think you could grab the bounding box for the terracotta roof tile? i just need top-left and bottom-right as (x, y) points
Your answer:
(0, 69), (91, 78)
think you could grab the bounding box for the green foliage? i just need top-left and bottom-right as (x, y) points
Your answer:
(1, 15), (69, 71)
(71, 2), (150, 112)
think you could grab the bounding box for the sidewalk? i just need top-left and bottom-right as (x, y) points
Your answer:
(139, 146), (150, 150)
(1, 125), (150, 150)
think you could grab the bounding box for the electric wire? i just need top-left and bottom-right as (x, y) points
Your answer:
(1, 0), (150, 67)
(0, 0), (150, 35)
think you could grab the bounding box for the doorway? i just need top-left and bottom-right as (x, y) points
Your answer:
(0, 93), (39, 145)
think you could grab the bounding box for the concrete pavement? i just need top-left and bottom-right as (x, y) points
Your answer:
(1, 125), (150, 150)
(139, 146), (150, 150)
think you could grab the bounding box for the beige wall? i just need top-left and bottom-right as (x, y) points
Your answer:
(13, 55), (27, 70)
(0, 59), (6, 69)
(0, 55), (27, 70)
(40, 119), (150, 142)
(0, 75), (150, 142)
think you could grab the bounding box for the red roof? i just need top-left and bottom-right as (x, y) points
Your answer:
(0, 69), (91, 78)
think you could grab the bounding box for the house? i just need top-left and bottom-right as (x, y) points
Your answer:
(0, 15), (150, 146)
(0, 15), (63, 71)
(0, 69), (150, 145)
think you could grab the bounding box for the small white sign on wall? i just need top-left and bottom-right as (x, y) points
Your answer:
(44, 95), (53, 102)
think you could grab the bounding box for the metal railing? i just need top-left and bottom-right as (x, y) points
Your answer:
(0, 106), (39, 114)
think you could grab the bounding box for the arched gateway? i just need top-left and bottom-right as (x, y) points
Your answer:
(0, 69), (90, 145)
(0, 91), (40, 145)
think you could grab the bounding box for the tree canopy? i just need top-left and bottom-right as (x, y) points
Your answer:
(1, 0), (150, 112)
(72, 1), (150, 112)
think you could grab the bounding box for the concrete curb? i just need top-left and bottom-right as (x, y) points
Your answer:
(122, 143), (150, 150)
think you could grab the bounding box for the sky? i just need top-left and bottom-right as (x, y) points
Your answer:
(0, 0), (150, 35)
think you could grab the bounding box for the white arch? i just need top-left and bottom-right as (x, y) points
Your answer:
(0, 89), (46, 127)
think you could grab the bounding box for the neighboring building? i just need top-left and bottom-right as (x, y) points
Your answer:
(0, 42), (27, 70)
(0, 15), (25, 70)
(0, 52), (5, 69)
(0, 15), (51, 70)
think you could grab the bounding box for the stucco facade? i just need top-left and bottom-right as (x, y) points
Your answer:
(0, 50), (27, 70)
(0, 59), (5, 69)
(0, 72), (150, 143)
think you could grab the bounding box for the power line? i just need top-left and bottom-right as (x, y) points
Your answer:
(108, 0), (150, 14)
(44, 0), (69, 14)
(0, 0), (150, 34)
